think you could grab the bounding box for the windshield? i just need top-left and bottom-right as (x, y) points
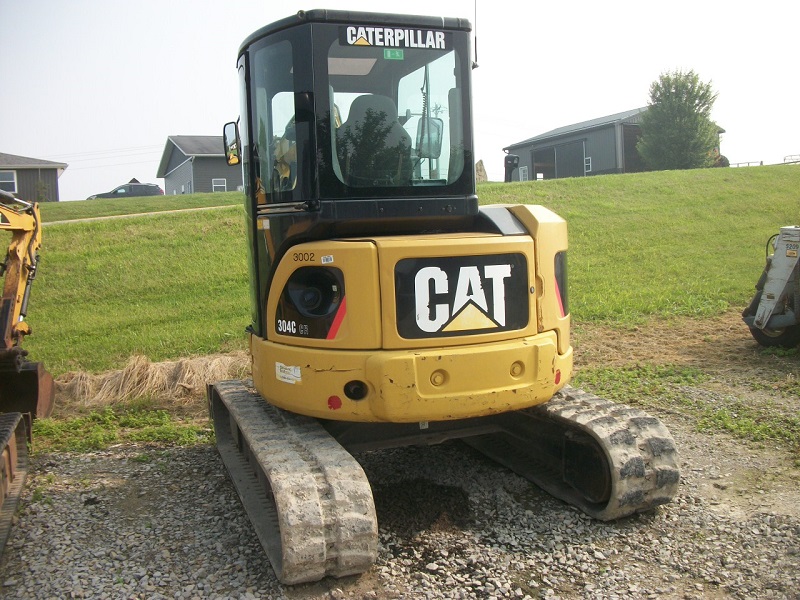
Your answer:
(327, 28), (465, 188)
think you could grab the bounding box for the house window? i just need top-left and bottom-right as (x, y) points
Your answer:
(0, 171), (17, 193)
(519, 166), (529, 182)
(584, 157), (592, 173)
(212, 178), (227, 192)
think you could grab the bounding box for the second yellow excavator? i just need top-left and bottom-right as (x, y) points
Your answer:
(0, 188), (54, 555)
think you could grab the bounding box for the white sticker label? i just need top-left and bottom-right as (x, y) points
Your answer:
(321, 255), (334, 264)
(276, 362), (302, 384)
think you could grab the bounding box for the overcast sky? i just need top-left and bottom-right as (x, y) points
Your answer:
(2, 0), (798, 201)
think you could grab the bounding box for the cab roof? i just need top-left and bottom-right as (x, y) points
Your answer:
(238, 9), (471, 56)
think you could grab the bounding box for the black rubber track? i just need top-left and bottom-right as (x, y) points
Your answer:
(209, 380), (378, 584)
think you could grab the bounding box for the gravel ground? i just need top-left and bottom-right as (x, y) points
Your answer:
(1, 421), (798, 600)
(3, 312), (798, 599)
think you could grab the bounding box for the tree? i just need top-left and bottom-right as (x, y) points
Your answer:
(637, 69), (720, 170)
(34, 179), (51, 202)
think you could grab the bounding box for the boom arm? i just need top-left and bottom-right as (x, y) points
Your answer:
(0, 190), (52, 560)
(0, 190), (42, 358)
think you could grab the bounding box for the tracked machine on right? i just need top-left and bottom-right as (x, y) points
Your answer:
(743, 225), (800, 347)
(208, 9), (681, 585)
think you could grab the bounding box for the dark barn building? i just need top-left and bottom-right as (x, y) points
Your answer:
(0, 153), (68, 202)
(503, 108), (648, 181)
(157, 136), (243, 195)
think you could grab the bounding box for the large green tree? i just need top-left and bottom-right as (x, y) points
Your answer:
(637, 69), (720, 170)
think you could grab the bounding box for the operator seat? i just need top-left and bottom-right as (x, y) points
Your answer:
(336, 94), (412, 186)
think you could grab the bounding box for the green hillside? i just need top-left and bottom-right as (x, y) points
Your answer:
(21, 165), (800, 375)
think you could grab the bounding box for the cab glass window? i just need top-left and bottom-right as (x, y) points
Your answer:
(397, 51), (458, 183)
(327, 29), (465, 188)
(251, 40), (298, 200)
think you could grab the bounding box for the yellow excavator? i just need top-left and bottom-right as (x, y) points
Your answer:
(0, 189), (54, 554)
(208, 9), (680, 584)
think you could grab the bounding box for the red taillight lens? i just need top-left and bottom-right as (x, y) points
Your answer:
(554, 251), (568, 317)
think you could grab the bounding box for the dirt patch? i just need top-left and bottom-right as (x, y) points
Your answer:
(573, 310), (797, 392)
(372, 478), (473, 538)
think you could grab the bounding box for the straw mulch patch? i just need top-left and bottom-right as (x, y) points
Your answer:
(54, 353), (250, 416)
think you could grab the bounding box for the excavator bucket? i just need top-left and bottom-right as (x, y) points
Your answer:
(0, 360), (55, 422)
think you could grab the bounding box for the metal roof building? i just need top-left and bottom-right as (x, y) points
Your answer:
(157, 136), (243, 195)
(0, 152), (68, 202)
(503, 108), (648, 181)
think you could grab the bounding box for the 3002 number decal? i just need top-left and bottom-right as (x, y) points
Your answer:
(293, 252), (315, 262)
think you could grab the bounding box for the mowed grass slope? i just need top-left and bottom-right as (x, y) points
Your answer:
(21, 165), (800, 376)
(28, 207), (249, 374)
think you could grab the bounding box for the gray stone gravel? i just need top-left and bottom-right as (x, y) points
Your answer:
(1, 440), (798, 599)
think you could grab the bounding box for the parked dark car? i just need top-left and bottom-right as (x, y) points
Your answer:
(87, 182), (163, 199)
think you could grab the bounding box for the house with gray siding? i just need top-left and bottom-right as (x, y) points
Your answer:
(0, 152), (68, 202)
(157, 136), (243, 195)
(503, 108), (648, 181)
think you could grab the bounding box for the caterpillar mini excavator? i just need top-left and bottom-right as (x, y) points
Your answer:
(208, 9), (680, 584)
(0, 189), (54, 555)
